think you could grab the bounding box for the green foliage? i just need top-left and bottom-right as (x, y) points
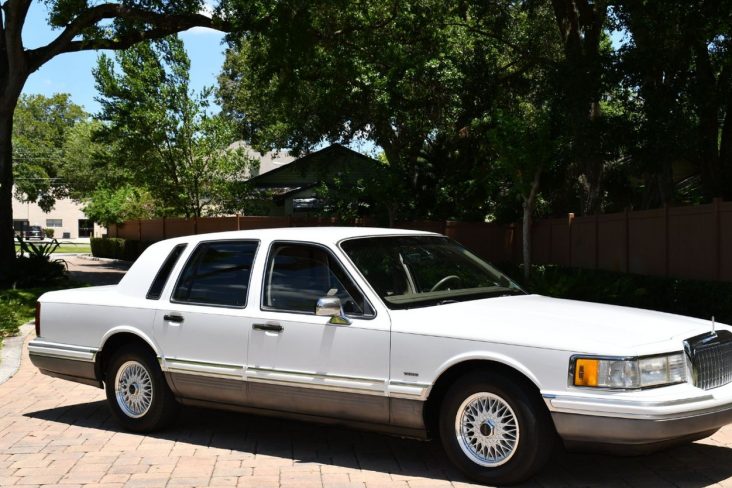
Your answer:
(16, 236), (60, 258)
(0, 287), (73, 338)
(90, 238), (152, 261)
(9, 236), (68, 288)
(504, 265), (732, 325)
(92, 37), (252, 219)
(43, 228), (55, 238)
(0, 300), (20, 337)
(83, 186), (158, 227)
(12, 93), (87, 210)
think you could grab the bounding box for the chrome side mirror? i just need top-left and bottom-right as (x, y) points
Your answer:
(315, 297), (352, 325)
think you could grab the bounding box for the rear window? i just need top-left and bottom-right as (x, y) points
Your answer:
(146, 244), (187, 300)
(172, 240), (258, 307)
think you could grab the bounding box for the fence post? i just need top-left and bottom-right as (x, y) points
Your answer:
(624, 208), (630, 273)
(594, 213), (600, 270)
(237, 214), (241, 230)
(715, 198), (722, 281)
(162, 217), (166, 239)
(664, 204), (670, 277)
(568, 213), (575, 267)
(194, 216), (198, 235)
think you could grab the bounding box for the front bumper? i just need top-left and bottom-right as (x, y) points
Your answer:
(544, 381), (732, 453)
(551, 406), (732, 453)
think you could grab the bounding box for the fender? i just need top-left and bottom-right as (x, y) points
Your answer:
(432, 350), (542, 390)
(98, 325), (162, 358)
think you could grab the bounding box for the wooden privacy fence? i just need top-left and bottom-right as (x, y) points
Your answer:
(108, 216), (516, 265)
(526, 198), (732, 282)
(109, 198), (732, 282)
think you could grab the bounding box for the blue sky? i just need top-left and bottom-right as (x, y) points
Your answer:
(22, 2), (227, 114)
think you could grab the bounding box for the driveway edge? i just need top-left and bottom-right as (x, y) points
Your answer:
(0, 321), (34, 385)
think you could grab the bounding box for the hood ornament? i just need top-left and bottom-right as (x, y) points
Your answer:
(712, 316), (716, 335)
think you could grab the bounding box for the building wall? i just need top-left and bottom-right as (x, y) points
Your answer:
(12, 191), (105, 239)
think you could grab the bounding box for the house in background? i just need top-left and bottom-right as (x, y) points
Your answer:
(245, 144), (382, 216)
(227, 141), (295, 178)
(12, 189), (105, 239)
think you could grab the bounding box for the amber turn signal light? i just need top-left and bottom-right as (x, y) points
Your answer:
(574, 358), (599, 387)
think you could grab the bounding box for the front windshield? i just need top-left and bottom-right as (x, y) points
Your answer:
(340, 235), (524, 309)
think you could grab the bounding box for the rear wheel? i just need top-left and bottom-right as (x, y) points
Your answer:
(105, 344), (178, 432)
(438, 372), (554, 485)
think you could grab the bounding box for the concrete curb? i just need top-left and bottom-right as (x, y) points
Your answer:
(0, 322), (34, 385)
(74, 254), (129, 264)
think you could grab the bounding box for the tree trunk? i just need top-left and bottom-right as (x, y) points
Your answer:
(0, 106), (16, 285)
(522, 168), (542, 281)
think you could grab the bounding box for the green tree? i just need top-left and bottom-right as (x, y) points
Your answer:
(82, 185), (157, 226)
(93, 37), (250, 218)
(219, 0), (535, 222)
(549, 0), (614, 215)
(616, 0), (732, 202)
(12, 93), (85, 210)
(0, 0), (233, 284)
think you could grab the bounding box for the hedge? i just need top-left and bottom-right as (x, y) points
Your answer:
(503, 264), (732, 325)
(90, 237), (152, 261)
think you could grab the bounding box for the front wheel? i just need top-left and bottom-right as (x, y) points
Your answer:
(438, 372), (554, 485)
(105, 345), (178, 432)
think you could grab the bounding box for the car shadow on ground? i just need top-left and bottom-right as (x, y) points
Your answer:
(25, 401), (732, 487)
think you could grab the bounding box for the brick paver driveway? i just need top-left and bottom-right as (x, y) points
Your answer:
(3, 343), (732, 488)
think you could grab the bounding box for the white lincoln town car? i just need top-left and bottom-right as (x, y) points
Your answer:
(29, 227), (732, 484)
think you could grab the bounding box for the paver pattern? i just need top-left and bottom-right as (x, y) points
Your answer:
(4, 258), (732, 487)
(3, 342), (732, 488)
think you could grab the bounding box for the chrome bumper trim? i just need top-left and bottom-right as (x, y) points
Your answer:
(28, 339), (97, 362)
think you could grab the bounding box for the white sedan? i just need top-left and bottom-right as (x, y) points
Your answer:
(29, 227), (732, 485)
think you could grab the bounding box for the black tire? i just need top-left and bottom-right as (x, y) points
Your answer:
(438, 371), (555, 485)
(104, 344), (179, 432)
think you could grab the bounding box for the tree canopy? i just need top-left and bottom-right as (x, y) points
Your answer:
(89, 36), (251, 223)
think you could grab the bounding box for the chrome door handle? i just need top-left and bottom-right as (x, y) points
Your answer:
(253, 323), (283, 332)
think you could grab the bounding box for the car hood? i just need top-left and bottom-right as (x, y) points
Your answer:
(388, 294), (722, 355)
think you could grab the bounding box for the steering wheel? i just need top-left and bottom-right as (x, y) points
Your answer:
(430, 275), (462, 292)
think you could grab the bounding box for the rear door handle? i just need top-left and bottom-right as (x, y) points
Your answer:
(253, 323), (283, 332)
(164, 313), (184, 323)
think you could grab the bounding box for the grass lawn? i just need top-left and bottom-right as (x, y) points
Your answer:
(0, 288), (43, 339)
(14, 242), (91, 254)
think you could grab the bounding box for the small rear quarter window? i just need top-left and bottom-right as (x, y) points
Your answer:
(146, 244), (187, 300)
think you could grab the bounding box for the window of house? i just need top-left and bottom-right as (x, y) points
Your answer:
(172, 240), (258, 307)
(262, 242), (374, 317)
(46, 219), (62, 227)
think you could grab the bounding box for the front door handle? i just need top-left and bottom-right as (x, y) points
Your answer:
(164, 313), (184, 323)
(253, 323), (283, 332)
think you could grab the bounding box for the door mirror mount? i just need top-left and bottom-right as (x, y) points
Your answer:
(315, 297), (352, 325)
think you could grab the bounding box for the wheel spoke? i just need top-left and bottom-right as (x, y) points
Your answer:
(115, 360), (154, 419)
(455, 392), (520, 467)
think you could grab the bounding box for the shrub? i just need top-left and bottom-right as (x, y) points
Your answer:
(90, 237), (152, 261)
(43, 228), (55, 238)
(503, 264), (732, 325)
(10, 236), (68, 288)
(0, 300), (20, 337)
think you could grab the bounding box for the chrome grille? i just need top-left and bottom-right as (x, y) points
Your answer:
(685, 330), (732, 390)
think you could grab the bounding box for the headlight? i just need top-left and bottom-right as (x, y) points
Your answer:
(572, 353), (687, 389)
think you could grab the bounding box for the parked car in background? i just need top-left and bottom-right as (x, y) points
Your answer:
(23, 225), (44, 240)
(28, 227), (732, 485)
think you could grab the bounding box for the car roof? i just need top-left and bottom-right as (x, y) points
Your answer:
(116, 227), (441, 297)
(165, 226), (441, 246)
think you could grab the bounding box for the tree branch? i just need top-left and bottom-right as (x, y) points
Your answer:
(27, 5), (231, 72)
(2, 0), (32, 80)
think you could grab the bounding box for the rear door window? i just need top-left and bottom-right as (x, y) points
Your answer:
(172, 240), (258, 307)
